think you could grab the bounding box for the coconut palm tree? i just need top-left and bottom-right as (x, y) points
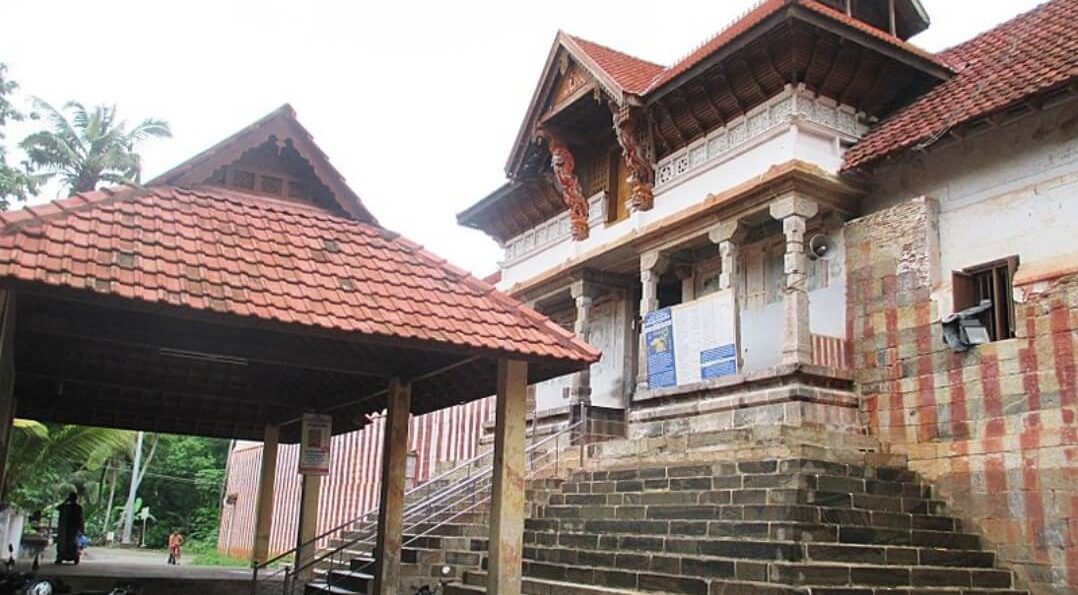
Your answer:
(20, 100), (170, 194)
(3, 420), (133, 511)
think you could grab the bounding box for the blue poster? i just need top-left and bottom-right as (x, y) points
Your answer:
(700, 343), (738, 380)
(644, 309), (676, 388)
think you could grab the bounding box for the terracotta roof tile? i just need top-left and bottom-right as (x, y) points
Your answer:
(0, 186), (600, 365)
(565, 34), (666, 95)
(568, 0), (946, 97)
(844, 0), (1078, 170)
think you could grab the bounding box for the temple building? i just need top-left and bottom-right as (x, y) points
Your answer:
(457, 0), (1077, 592)
(216, 1), (1077, 594)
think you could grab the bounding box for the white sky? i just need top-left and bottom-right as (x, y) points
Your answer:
(0, 0), (1044, 277)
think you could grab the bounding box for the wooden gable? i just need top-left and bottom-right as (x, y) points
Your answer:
(150, 104), (377, 224)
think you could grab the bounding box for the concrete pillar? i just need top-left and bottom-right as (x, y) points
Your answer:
(0, 292), (15, 493)
(294, 473), (322, 579)
(373, 378), (412, 595)
(570, 281), (595, 405)
(487, 359), (528, 595)
(251, 423), (280, 564)
(769, 196), (818, 366)
(636, 251), (668, 391)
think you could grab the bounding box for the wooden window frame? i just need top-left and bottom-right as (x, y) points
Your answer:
(952, 255), (1019, 342)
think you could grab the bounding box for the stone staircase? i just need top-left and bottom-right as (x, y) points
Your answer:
(306, 477), (567, 595)
(307, 425), (1027, 595)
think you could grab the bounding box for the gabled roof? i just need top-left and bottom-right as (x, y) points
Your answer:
(565, 34), (665, 95)
(0, 184), (600, 365)
(504, 0), (949, 176)
(151, 104), (378, 224)
(844, 0), (1078, 170)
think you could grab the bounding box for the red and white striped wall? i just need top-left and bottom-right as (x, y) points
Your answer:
(218, 396), (495, 558)
(811, 333), (852, 370)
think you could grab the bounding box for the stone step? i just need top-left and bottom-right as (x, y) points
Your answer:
(546, 489), (948, 516)
(521, 540), (996, 570)
(461, 568), (806, 595)
(304, 580), (363, 595)
(768, 563), (1014, 590)
(560, 473), (931, 501)
(523, 525), (981, 554)
(325, 569), (373, 593)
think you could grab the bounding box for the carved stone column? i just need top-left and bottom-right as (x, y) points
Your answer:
(570, 280), (596, 404)
(708, 220), (747, 372)
(636, 251), (669, 391)
(612, 106), (655, 212)
(769, 196), (818, 366)
(537, 129), (590, 240)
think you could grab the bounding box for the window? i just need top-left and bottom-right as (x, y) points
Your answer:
(952, 256), (1019, 342)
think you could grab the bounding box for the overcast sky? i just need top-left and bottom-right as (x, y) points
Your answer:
(1, 0), (1044, 276)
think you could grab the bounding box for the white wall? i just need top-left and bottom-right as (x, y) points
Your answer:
(868, 101), (1078, 315)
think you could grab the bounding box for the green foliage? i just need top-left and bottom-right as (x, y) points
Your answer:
(0, 64), (35, 208)
(187, 537), (248, 567)
(136, 435), (229, 548)
(20, 100), (170, 194)
(4, 421), (133, 513)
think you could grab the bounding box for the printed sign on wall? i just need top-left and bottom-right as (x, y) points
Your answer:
(298, 413), (333, 475)
(644, 308), (676, 389)
(646, 290), (738, 389)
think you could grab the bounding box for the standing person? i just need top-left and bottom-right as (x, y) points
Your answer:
(55, 492), (84, 565)
(167, 530), (184, 565)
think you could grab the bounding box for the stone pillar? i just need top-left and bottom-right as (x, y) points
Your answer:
(295, 474), (322, 579)
(709, 221), (746, 370)
(0, 292), (15, 492)
(373, 378), (412, 595)
(636, 251), (668, 391)
(487, 359), (528, 595)
(251, 423), (279, 564)
(570, 281), (595, 405)
(769, 196), (818, 366)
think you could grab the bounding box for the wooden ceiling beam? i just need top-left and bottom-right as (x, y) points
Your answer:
(654, 101), (689, 148)
(18, 298), (409, 380)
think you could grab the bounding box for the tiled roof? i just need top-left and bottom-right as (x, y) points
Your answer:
(565, 34), (665, 95)
(844, 0), (1078, 170)
(567, 0), (947, 96)
(0, 185), (600, 364)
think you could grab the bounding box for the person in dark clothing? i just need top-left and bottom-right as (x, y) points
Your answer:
(55, 492), (84, 564)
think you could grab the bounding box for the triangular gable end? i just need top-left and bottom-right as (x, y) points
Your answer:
(504, 32), (646, 178)
(150, 104), (378, 225)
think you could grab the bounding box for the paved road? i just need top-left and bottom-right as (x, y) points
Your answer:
(28, 546), (253, 580)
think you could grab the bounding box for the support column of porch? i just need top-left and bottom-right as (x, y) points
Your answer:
(708, 220), (746, 370)
(769, 196), (818, 366)
(487, 359), (528, 595)
(295, 473), (322, 579)
(251, 423), (280, 565)
(636, 251), (668, 391)
(570, 280), (595, 406)
(373, 378), (412, 595)
(0, 293), (15, 496)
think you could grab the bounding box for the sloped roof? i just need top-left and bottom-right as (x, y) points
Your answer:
(0, 184), (600, 364)
(564, 34), (665, 95)
(844, 0), (1078, 170)
(566, 0), (947, 97)
(151, 104), (378, 224)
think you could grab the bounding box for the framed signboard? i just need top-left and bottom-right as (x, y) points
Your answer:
(298, 413), (332, 475)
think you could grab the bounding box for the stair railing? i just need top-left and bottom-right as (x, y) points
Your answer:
(251, 402), (611, 595)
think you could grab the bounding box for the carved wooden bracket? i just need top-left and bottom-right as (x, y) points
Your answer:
(612, 105), (656, 212)
(536, 129), (590, 241)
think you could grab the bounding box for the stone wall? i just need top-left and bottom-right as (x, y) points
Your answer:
(846, 197), (1077, 594)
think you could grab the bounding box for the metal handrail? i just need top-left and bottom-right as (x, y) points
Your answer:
(256, 428), (503, 570)
(251, 405), (593, 594)
(291, 419), (585, 578)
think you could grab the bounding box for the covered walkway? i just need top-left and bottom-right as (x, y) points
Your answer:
(0, 105), (599, 595)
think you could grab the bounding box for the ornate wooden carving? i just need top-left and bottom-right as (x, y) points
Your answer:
(553, 64), (591, 107)
(536, 129), (590, 240)
(611, 106), (655, 212)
